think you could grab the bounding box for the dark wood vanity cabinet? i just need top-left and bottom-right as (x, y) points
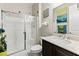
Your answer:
(42, 40), (78, 56)
(42, 40), (55, 56)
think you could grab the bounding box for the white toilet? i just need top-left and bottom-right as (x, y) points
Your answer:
(30, 39), (42, 56)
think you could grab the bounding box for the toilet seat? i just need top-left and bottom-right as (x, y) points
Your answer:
(31, 45), (42, 53)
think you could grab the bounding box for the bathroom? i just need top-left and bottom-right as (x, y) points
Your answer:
(0, 3), (79, 56)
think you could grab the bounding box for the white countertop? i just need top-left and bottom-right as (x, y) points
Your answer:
(41, 36), (79, 55)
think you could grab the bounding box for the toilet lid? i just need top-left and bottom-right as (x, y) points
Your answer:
(31, 45), (42, 51)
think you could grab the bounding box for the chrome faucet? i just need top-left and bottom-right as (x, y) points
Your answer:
(58, 35), (65, 39)
(58, 34), (70, 40)
(62, 35), (66, 39)
(63, 34), (70, 40)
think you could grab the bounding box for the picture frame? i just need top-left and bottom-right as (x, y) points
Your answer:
(58, 25), (67, 34)
(57, 14), (67, 23)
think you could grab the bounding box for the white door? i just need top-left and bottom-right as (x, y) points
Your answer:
(2, 12), (24, 55)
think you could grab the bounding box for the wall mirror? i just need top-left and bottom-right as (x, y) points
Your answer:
(53, 3), (79, 36)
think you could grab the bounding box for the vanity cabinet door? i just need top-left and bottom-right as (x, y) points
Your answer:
(55, 48), (67, 56)
(55, 46), (78, 56)
(42, 40), (55, 56)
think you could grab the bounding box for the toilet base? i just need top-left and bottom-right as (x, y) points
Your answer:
(28, 52), (42, 56)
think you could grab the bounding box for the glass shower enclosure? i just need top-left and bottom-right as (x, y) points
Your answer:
(1, 10), (25, 55)
(0, 10), (38, 56)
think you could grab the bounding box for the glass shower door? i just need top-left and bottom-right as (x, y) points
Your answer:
(2, 11), (25, 55)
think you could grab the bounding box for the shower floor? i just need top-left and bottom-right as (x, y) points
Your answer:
(9, 50), (27, 56)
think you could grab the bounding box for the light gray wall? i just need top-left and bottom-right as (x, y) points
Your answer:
(32, 3), (39, 16)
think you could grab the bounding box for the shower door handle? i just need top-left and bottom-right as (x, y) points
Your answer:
(23, 32), (26, 40)
(23, 32), (26, 50)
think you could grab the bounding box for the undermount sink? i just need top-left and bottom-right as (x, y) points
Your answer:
(57, 38), (71, 45)
(51, 36), (79, 44)
(67, 39), (79, 44)
(63, 38), (79, 45)
(49, 37), (71, 45)
(55, 38), (79, 47)
(64, 39), (79, 49)
(52, 37), (78, 45)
